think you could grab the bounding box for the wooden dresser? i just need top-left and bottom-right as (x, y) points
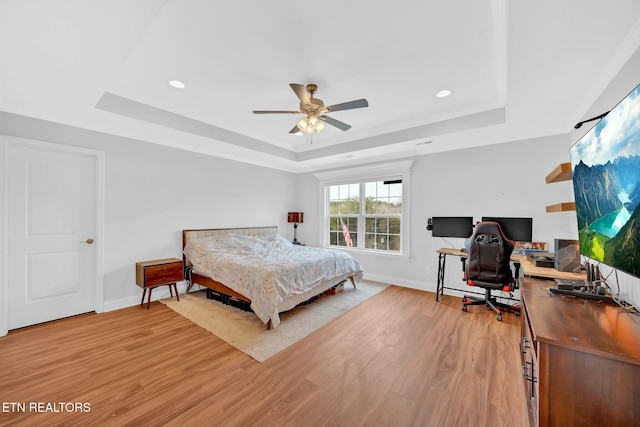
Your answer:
(520, 277), (640, 427)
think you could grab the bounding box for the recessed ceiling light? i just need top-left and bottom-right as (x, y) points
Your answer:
(436, 89), (452, 98)
(168, 79), (185, 89)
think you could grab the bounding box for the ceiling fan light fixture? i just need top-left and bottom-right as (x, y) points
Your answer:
(297, 115), (325, 134)
(254, 83), (369, 140)
(297, 117), (309, 131)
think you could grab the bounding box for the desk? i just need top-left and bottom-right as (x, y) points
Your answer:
(435, 249), (587, 301)
(435, 248), (469, 302)
(514, 255), (586, 280)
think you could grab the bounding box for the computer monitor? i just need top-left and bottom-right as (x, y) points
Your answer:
(431, 216), (474, 238)
(481, 217), (533, 242)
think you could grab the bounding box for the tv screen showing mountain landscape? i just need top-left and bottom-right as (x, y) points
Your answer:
(570, 83), (640, 279)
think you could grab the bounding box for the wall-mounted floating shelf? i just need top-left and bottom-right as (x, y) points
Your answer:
(545, 162), (575, 212)
(545, 162), (572, 183)
(546, 202), (576, 212)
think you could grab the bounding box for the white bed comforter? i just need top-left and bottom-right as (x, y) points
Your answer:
(183, 233), (363, 327)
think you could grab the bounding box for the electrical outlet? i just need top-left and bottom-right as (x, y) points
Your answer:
(425, 266), (432, 275)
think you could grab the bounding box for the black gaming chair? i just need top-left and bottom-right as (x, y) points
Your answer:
(462, 221), (520, 321)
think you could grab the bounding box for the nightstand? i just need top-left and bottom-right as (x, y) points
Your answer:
(136, 258), (184, 309)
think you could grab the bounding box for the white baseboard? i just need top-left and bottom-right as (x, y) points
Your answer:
(362, 273), (437, 293)
(102, 277), (461, 313)
(103, 281), (197, 312)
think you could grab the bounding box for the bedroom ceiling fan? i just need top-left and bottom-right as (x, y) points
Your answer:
(253, 83), (369, 138)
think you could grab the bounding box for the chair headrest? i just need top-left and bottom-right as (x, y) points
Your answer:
(469, 221), (514, 251)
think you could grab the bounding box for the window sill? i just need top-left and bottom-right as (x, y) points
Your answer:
(325, 246), (410, 260)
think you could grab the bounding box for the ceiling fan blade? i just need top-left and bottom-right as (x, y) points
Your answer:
(324, 98), (369, 113)
(320, 115), (352, 131)
(290, 83), (311, 105)
(289, 124), (301, 134)
(253, 110), (302, 114)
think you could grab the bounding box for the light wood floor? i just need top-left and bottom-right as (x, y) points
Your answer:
(0, 285), (528, 427)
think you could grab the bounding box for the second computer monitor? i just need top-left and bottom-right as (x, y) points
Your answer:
(431, 216), (474, 238)
(481, 216), (533, 242)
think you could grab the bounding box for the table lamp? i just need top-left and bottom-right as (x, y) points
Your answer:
(287, 212), (304, 245)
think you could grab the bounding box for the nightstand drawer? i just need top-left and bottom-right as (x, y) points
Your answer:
(144, 263), (183, 286)
(136, 258), (184, 288)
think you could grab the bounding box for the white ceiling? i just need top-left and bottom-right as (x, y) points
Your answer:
(2, 0), (640, 172)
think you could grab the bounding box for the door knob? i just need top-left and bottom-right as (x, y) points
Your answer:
(81, 238), (94, 244)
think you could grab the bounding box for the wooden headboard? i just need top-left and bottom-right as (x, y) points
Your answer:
(182, 226), (278, 269)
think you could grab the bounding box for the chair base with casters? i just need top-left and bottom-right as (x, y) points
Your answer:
(461, 283), (521, 321)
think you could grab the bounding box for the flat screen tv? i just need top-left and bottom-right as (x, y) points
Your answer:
(431, 216), (473, 238)
(481, 216), (533, 242)
(569, 83), (640, 279)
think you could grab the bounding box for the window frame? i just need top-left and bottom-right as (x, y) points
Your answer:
(314, 160), (413, 257)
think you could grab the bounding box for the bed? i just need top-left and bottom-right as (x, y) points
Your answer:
(182, 226), (363, 329)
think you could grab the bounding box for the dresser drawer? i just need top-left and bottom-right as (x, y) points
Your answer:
(136, 259), (183, 288)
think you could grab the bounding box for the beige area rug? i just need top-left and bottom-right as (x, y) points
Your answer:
(160, 280), (389, 362)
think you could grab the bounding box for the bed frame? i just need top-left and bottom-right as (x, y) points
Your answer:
(182, 226), (357, 329)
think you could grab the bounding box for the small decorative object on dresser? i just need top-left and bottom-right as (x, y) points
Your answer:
(135, 258), (184, 309)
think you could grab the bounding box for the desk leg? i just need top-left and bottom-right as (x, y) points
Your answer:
(436, 253), (446, 302)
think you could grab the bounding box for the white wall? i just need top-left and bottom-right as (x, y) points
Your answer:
(297, 134), (576, 293)
(299, 132), (639, 307)
(0, 116), (298, 311)
(100, 139), (297, 309)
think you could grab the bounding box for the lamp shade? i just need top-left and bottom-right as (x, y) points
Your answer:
(287, 212), (304, 223)
(297, 117), (308, 131)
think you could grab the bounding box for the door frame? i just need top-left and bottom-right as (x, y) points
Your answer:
(0, 136), (105, 337)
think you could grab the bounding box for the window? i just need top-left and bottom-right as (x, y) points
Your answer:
(316, 161), (412, 256)
(328, 183), (360, 247)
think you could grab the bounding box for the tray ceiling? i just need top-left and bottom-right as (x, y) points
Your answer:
(1, 1), (640, 172)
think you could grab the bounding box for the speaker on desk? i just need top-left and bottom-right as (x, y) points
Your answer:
(554, 239), (580, 272)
